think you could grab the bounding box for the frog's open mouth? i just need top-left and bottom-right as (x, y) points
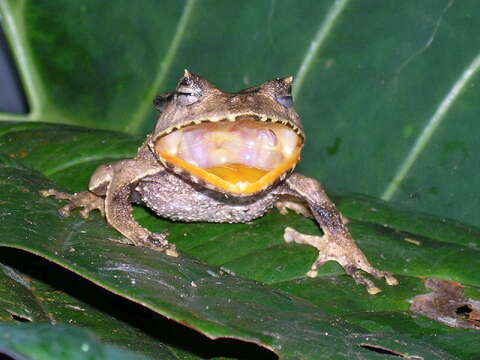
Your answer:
(154, 116), (303, 194)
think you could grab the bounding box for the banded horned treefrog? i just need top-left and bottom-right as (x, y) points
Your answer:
(41, 71), (397, 294)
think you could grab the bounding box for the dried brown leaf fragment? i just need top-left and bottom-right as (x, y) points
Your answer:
(410, 278), (480, 329)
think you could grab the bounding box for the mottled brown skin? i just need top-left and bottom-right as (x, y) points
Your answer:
(41, 71), (398, 294)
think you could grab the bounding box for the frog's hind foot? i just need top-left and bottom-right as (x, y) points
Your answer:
(283, 227), (398, 295)
(40, 189), (105, 218)
(146, 232), (178, 257)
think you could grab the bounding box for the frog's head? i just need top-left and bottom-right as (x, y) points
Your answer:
(149, 70), (304, 196)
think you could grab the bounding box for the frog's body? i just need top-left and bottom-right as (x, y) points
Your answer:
(136, 172), (279, 223)
(41, 71), (397, 294)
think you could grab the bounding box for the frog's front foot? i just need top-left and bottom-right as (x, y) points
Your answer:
(40, 189), (105, 218)
(284, 227), (398, 295)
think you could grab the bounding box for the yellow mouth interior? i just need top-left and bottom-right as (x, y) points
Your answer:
(155, 119), (302, 194)
(206, 163), (268, 183)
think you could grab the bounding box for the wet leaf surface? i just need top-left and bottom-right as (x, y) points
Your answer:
(1, 123), (474, 358)
(0, 157), (372, 359)
(0, 250), (189, 359)
(0, 323), (153, 360)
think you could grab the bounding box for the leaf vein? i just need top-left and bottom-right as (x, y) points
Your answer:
(394, 0), (454, 76)
(292, 0), (350, 99)
(126, 0), (197, 134)
(44, 154), (128, 177)
(382, 52), (480, 200)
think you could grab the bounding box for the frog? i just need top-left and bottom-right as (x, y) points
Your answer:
(41, 70), (398, 294)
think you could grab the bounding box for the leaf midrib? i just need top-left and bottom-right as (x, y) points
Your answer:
(126, 0), (197, 134)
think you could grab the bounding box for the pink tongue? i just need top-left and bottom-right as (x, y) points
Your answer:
(178, 124), (280, 170)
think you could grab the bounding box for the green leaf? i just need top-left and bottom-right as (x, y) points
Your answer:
(0, 250), (187, 359)
(0, 157), (359, 358)
(1, 1), (480, 358)
(1, 124), (470, 359)
(1, 0), (479, 228)
(0, 323), (152, 360)
(0, 262), (50, 323)
(1, 122), (479, 359)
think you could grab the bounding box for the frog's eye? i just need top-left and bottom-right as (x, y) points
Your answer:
(176, 91), (200, 106)
(276, 95), (293, 108)
(176, 74), (202, 106)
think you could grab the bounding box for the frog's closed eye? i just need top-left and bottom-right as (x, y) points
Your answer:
(176, 72), (202, 106)
(176, 90), (200, 106)
(276, 95), (293, 108)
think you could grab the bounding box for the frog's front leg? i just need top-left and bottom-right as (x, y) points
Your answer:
(282, 173), (398, 294)
(41, 155), (178, 257)
(100, 160), (176, 256)
(40, 188), (105, 218)
(40, 160), (118, 218)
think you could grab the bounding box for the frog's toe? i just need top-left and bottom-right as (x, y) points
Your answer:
(344, 266), (382, 295)
(342, 265), (398, 294)
(147, 232), (178, 257)
(41, 189), (105, 218)
(368, 267), (399, 286)
(40, 189), (73, 202)
(58, 203), (75, 217)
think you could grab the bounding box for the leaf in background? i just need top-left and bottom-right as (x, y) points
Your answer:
(0, 122), (140, 191)
(293, 0), (480, 229)
(1, 0), (479, 227)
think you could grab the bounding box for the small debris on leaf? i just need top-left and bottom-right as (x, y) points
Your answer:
(404, 238), (421, 246)
(410, 278), (480, 329)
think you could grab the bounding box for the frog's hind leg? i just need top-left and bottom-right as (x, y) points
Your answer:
(283, 227), (397, 295)
(40, 189), (105, 218)
(282, 173), (398, 294)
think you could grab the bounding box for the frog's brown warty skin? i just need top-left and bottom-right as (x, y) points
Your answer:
(40, 70), (398, 294)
